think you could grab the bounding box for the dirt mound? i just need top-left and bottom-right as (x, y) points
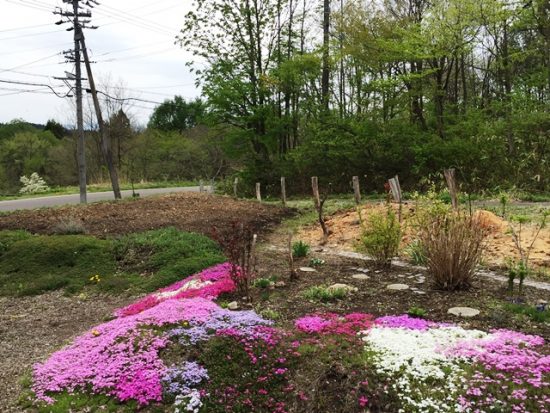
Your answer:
(0, 193), (292, 239)
(298, 203), (550, 268)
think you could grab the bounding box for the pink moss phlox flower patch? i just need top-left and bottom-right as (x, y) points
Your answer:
(32, 298), (220, 405)
(116, 263), (235, 317)
(375, 314), (444, 330)
(295, 312), (373, 336)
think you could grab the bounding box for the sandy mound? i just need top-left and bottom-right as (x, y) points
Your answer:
(298, 203), (550, 268)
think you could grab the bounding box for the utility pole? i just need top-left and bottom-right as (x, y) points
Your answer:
(54, 0), (121, 200)
(55, 0), (91, 204)
(80, 35), (121, 199)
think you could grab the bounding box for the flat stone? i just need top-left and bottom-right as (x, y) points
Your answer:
(413, 290), (427, 295)
(299, 267), (317, 272)
(387, 283), (409, 291)
(415, 279), (425, 284)
(327, 283), (358, 293)
(351, 273), (370, 280)
(448, 307), (480, 318)
(227, 301), (239, 310)
(275, 281), (286, 288)
(397, 274), (406, 278)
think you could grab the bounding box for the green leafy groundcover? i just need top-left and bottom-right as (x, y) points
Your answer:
(0, 228), (224, 296)
(27, 263), (550, 413)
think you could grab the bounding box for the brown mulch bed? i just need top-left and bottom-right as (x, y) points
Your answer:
(0, 192), (293, 238)
(239, 233), (550, 341)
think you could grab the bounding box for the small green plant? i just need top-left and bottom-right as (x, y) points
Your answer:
(507, 260), (529, 295)
(254, 278), (271, 289)
(358, 207), (401, 268)
(407, 306), (427, 318)
(259, 308), (280, 320)
(504, 303), (550, 323)
(499, 192), (509, 217)
(303, 285), (347, 302)
(404, 240), (427, 265)
(292, 240), (310, 258)
(309, 257), (325, 266)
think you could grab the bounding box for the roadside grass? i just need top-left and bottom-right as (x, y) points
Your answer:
(0, 227), (224, 296)
(0, 180), (197, 201)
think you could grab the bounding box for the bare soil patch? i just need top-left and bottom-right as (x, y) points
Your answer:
(0, 193), (292, 239)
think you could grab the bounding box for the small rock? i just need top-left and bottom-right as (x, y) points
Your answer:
(227, 301), (239, 310)
(397, 274), (406, 278)
(299, 267), (317, 272)
(327, 283), (358, 293)
(413, 290), (427, 295)
(415, 279), (425, 284)
(275, 281), (286, 288)
(374, 270), (382, 274)
(387, 284), (409, 291)
(447, 307), (480, 318)
(351, 273), (370, 280)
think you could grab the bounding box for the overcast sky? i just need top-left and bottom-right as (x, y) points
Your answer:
(0, 0), (199, 127)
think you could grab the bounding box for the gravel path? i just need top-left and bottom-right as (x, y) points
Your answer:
(0, 292), (134, 412)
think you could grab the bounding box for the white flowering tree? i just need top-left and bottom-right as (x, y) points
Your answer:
(19, 172), (50, 194)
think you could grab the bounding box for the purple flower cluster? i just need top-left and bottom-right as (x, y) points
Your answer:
(169, 308), (273, 345)
(162, 361), (209, 396)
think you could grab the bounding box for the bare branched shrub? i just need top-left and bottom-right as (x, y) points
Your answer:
(211, 222), (257, 299)
(51, 217), (86, 235)
(419, 213), (487, 290)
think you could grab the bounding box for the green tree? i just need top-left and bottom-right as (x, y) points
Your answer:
(148, 97), (205, 132)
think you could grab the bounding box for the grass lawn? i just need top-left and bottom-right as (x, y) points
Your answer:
(0, 227), (225, 296)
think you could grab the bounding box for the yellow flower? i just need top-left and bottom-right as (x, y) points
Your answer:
(91, 329), (100, 337)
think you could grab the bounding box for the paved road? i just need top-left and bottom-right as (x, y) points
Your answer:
(0, 186), (209, 212)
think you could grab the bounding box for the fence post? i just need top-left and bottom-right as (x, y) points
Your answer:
(311, 176), (320, 209)
(352, 176), (361, 205)
(388, 175), (403, 222)
(281, 177), (287, 206)
(233, 177), (239, 198)
(256, 182), (262, 202)
(199, 179), (204, 193)
(444, 168), (459, 211)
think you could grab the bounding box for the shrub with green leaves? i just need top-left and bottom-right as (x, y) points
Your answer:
(359, 207), (401, 268)
(292, 240), (310, 258)
(254, 278), (271, 289)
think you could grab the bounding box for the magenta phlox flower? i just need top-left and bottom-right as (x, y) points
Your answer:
(116, 263), (235, 317)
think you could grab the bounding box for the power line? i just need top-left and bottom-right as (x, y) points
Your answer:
(0, 78), (72, 97)
(0, 28), (65, 41)
(0, 22), (52, 33)
(0, 52), (61, 74)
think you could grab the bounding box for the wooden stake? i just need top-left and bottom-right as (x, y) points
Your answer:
(281, 177), (287, 206)
(444, 168), (459, 211)
(233, 177), (239, 198)
(256, 182), (262, 202)
(388, 175), (403, 222)
(311, 176), (320, 209)
(288, 231), (298, 280)
(352, 176), (361, 205)
(199, 180), (204, 193)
